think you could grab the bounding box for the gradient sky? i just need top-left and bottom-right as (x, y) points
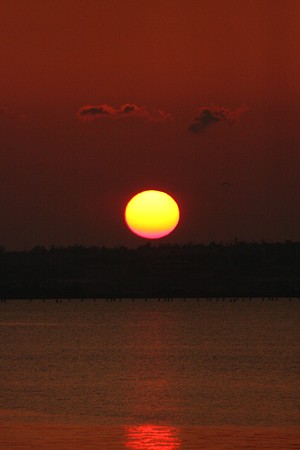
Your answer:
(1, 0), (299, 249)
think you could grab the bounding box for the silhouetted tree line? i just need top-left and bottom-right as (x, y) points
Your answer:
(0, 241), (299, 298)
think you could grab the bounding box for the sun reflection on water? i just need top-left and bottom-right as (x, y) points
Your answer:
(125, 424), (182, 449)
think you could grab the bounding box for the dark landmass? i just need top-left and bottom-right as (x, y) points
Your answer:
(0, 242), (299, 299)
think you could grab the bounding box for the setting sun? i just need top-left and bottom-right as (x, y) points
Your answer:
(125, 190), (180, 239)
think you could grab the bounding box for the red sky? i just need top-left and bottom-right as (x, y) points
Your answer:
(1, 0), (299, 249)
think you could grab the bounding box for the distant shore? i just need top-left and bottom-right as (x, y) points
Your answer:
(0, 241), (299, 299)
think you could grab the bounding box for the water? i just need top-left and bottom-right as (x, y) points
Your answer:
(0, 298), (299, 448)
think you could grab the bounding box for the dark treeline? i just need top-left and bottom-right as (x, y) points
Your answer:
(0, 241), (299, 298)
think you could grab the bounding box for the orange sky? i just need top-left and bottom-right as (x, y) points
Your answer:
(1, 0), (299, 249)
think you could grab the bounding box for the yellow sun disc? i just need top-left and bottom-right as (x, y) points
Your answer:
(125, 190), (180, 239)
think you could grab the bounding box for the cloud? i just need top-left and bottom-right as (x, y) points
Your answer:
(188, 105), (248, 134)
(77, 103), (172, 123)
(78, 104), (116, 118)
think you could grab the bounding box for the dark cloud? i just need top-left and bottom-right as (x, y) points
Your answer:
(189, 105), (248, 134)
(119, 104), (137, 115)
(78, 104), (115, 118)
(77, 103), (172, 123)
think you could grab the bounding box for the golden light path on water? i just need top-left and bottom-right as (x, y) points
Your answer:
(125, 424), (181, 449)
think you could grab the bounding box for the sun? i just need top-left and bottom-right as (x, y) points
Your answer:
(125, 190), (180, 239)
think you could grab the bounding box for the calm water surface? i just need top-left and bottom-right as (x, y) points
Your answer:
(0, 298), (299, 448)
